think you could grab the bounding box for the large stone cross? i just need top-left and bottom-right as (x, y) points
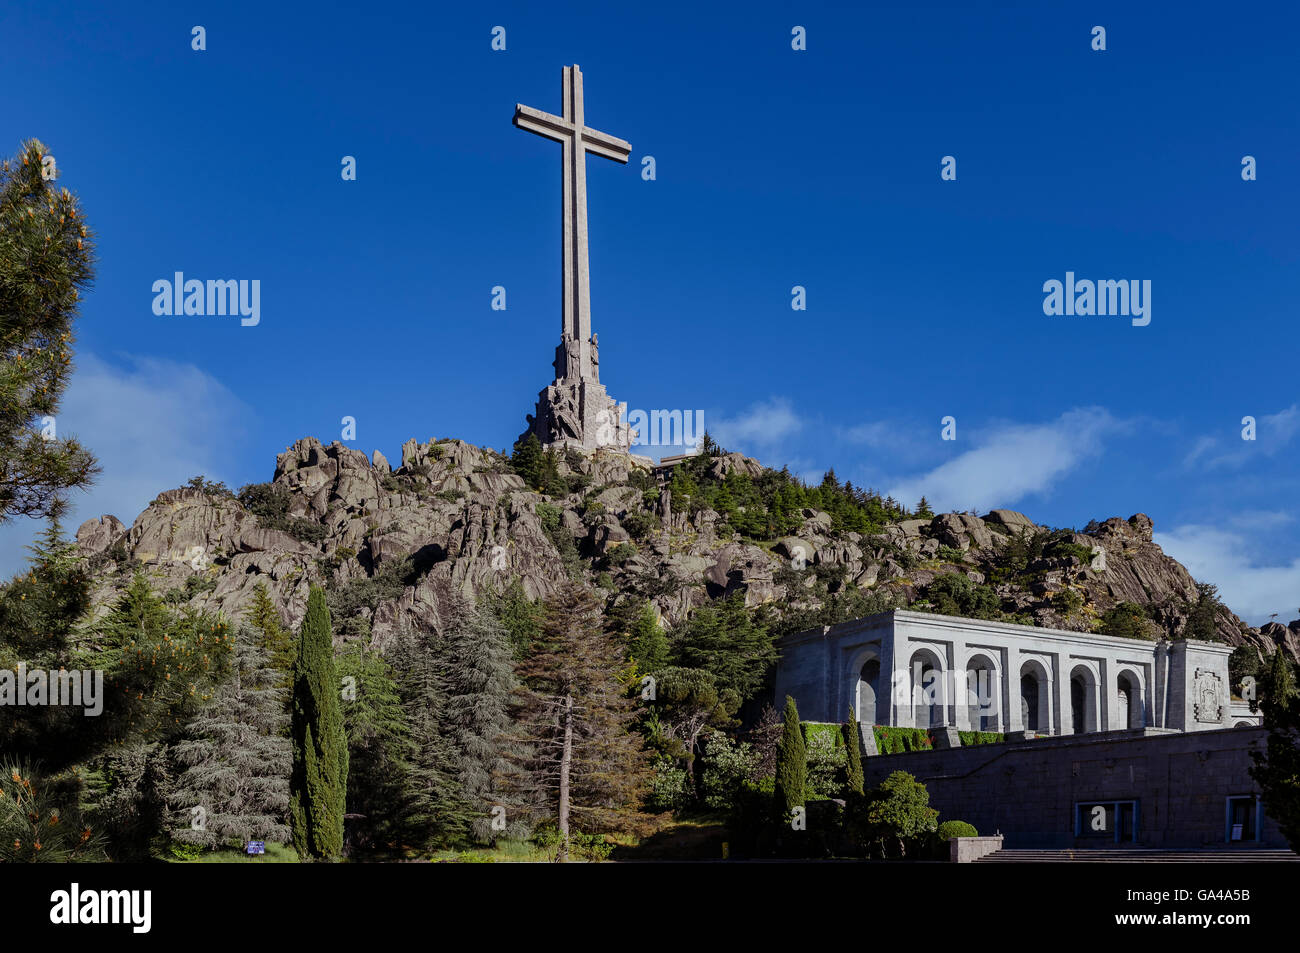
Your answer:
(514, 64), (630, 384)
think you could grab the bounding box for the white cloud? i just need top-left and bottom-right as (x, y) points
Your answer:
(1186, 404), (1299, 470)
(885, 407), (1123, 513)
(1155, 524), (1300, 627)
(0, 352), (250, 578)
(710, 397), (803, 453)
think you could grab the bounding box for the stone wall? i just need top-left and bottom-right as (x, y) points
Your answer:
(860, 726), (1287, 849)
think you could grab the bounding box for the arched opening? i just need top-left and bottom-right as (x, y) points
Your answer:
(857, 658), (880, 725)
(1070, 665), (1098, 734)
(1019, 659), (1050, 734)
(965, 654), (999, 732)
(1116, 671), (1143, 729)
(909, 650), (946, 729)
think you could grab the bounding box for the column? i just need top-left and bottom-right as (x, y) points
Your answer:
(1054, 653), (1071, 735)
(1005, 645), (1024, 733)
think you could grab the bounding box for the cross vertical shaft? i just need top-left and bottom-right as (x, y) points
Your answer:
(515, 64), (631, 384)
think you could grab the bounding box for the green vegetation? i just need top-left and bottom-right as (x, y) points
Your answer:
(0, 140), (98, 527)
(937, 820), (978, 840)
(1250, 648), (1300, 852)
(773, 696), (807, 814)
(237, 482), (327, 544)
(289, 586), (348, 860)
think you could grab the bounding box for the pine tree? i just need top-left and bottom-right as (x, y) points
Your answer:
(509, 581), (650, 860)
(843, 711), (865, 796)
(168, 626), (291, 849)
(442, 597), (518, 842)
(289, 585), (348, 860)
(773, 695), (806, 815)
(0, 140), (99, 525)
(87, 573), (234, 753)
(0, 517), (93, 762)
(245, 582), (294, 690)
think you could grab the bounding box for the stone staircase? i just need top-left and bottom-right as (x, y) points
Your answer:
(975, 848), (1300, 863)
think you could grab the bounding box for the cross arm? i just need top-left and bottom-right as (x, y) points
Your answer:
(513, 104), (631, 164)
(514, 104), (570, 143)
(581, 129), (631, 164)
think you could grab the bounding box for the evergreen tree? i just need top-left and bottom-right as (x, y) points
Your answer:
(773, 695), (807, 815)
(168, 626), (291, 849)
(245, 581), (294, 690)
(86, 573), (234, 753)
(915, 496), (934, 520)
(510, 433), (542, 488)
(1251, 649), (1300, 851)
(485, 577), (544, 660)
(0, 758), (105, 862)
(442, 598), (518, 842)
(289, 585), (348, 860)
(336, 643), (433, 853)
(0, 140), (98, 526)
(387, 618), (473, 850)
(1185, 582), (1223, 641)
(538, 448), (566, 496)
(673, 593), (776, 703)
(1261, 647), (1297, 709)
(843, 711), (865, 796)
(509, 581), (650, 860)
(0, 517), (93, 761)
(627, 601), (670, 673)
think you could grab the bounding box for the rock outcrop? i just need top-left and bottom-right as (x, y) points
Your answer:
(72, 437), (1296, 670)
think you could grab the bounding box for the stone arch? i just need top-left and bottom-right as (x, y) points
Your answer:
(1070, 664), (1099, 734)
(908, 647), (947, 729)
(1020, 658), (1051, 733)
(964, 652), (1000, 732)
(1116, 667), (1145, 729)
(849, 647), (882, 725)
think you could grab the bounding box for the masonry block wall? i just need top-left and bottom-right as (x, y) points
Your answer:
(859, 727), (1285, 849)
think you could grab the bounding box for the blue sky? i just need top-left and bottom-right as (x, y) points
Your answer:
(2, 1), (1297, 624)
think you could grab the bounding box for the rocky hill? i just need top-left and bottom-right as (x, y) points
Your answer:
(72, 436), (1299, 671)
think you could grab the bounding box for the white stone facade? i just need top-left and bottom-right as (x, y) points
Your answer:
(773, 609), (1238, 736)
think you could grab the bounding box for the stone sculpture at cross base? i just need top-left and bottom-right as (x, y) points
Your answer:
(513, 64), (641, 457)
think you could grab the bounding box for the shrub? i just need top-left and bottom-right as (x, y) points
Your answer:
(957, 731), (1003, 747)
(804, 727), (847, 798)
(647, 759), (689, 813)
(621, 510), (658, 540)
(937, 820), (978, 840)
(699, 734), (759, 811)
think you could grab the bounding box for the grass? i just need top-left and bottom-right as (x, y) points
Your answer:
(172, 841), (299, 863)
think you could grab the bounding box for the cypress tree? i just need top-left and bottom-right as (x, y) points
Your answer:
(843, 710), (865, 796)
(773, 695), (806, 815)
(289, 585), (348, 860)
(1262, 647), (1297, 710)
